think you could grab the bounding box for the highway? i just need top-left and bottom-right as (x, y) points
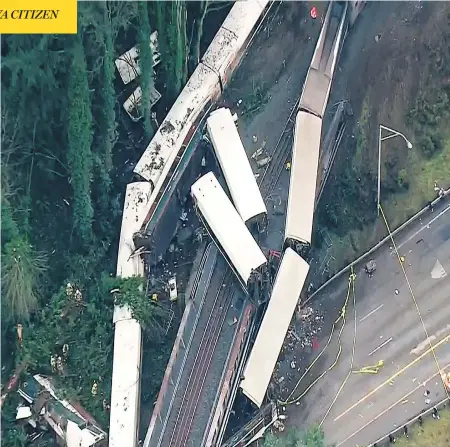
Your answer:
(284, 200), (450, 446)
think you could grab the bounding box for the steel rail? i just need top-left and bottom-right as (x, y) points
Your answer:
(155, 248), (220, 447)
(168, 271), (233, 446)
(176, 283), (235, 447)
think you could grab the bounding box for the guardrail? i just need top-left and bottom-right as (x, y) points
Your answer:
(369, 397), (449, 446)
(306, 187), (450, 304)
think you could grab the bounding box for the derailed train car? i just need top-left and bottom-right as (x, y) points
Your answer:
(240, 1), (350, 410)
(284, 111), (323, 255)
(110, 2), (273, 446)
(132, 0), (272, 266)
(191, 172), (267, 297)
(134, 0), (271, 184)
(206, 107), (267, 229)
(110, 183), (152, 447)
(285, 0), (348, 257)
(240, 248), (310, 408)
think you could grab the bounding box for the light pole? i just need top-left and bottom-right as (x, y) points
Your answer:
(377, 125), (413, 216)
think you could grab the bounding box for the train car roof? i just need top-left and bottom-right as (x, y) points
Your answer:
(134, 63), (220, 185)
(285, 111), (322, 246)
(109, 318), (142, 447)
(202, 0), (269, 79)
(207, 108), (266, 223)
(115, 182), (151, 285)
(191, 172), (266, 285)
(240, 248), (310, 407)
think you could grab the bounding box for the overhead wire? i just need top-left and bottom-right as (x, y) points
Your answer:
(279, 271), (354, 406)
(378, 204), (450, 401)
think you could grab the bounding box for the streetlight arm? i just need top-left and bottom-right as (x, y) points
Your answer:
(380, 125), (413, 148)
(377, 125), (413, 216)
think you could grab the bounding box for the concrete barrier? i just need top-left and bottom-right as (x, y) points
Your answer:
(306, 187), (450, 304)
(369, 397), (450, 446)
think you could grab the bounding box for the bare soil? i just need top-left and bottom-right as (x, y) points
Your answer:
(311, 1), (450, 280)
(274, 1), (450, 441)
(221, 1), (326, 161)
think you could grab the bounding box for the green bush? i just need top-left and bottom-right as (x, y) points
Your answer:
(419, 129), (443, 158)
(397, 168), (409, 189)
(261, 426), (326, 447)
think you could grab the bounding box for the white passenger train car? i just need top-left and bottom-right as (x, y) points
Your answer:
(207, 108), (266, 226)
(191, 172), (267, 288)
(240, 248), (310, 408)
(134, 0), (271, 186)
(201, 0), (270, 86)
(285, 111), (323, 251)
(110, 183), (152, 447)
(133, 63), (221, 186)
(299, 1), (348, 118)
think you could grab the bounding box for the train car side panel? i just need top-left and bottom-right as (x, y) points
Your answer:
(134, 64), (220, 183)
(191, 172), (266, 285)
(202, 0), (270, 85)
(240, 248), (310, 407)
(207, 108), (266, 224)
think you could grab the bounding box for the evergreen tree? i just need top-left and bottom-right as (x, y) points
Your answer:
(67, 36), (94, 243)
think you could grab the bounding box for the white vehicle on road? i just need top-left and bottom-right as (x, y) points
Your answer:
(191, 172), (267, 290)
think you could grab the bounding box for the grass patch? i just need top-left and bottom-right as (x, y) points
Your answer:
(383, 133), (450, 228)
(354, 96), (370, 170)
(395, 407), (450, 447)
(240, 79), (271, 121)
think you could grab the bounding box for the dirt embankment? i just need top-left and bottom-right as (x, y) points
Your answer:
(312, 1), (450, 277)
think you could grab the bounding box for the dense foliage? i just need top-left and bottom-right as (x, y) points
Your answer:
(1, 2), (233, 444)
(262, 426), (326, 447)
(0, 4), (133, 427)
(1, 2), (236, 445)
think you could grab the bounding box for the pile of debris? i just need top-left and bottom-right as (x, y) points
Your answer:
(288, 305), (324, 353)
(15, 374), (107, 447)
(270, 305), (325, 398)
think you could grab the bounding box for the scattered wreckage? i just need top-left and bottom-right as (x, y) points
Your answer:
(15, 374), (107, 447)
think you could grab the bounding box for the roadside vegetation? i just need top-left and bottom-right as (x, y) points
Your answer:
(395, 407), (450, 447)
(1, 2), (231, 445)
(261, 426), (326, 447)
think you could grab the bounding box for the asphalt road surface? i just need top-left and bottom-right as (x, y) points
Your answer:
(286, 200), (450, 446)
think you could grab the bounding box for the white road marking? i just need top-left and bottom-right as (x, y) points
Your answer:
(368, 337), (393, 357)
(393, 204), (450, 253)
(410, 324), (450, 355)
(360, 304), (384, 323)
(431, 259), (447, 279)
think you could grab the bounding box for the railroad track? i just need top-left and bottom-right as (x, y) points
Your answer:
(163, 96), (301, 447)
(259, 98), (300, 198)
(155, 245), (220, 447)
(168, 270), (235, 447)
(162, 32), (305, 447)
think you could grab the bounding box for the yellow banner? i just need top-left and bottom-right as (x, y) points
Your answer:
(0, 0), (77, 34)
